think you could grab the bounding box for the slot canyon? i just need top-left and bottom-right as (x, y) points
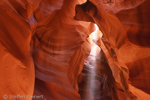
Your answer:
(0, 0), (150, 100)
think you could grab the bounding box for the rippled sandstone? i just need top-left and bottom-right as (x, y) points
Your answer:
(0, 0), (150, 100)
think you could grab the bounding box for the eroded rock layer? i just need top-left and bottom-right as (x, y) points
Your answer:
(74, 0), (150, 99)
(0, 0), (150, 100)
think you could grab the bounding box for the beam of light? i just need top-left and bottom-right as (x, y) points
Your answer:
(82, 24), (103, 99)
(89, 24), (102, 59)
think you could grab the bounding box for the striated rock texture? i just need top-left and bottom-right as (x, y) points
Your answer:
(31, 0), (95, 99)
(74, 0), (150, 99)
(0, 0), (34, 100)
(0, 0), (150, 100)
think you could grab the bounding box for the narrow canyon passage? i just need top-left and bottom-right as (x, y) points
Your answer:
(0, 0), (150, 100)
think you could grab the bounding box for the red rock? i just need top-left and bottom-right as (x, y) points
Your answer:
(0, 0), (150, 100)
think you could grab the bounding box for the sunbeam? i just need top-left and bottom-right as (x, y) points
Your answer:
(80, 24), (103, 100)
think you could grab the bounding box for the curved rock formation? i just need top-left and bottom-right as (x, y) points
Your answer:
(0, 0), (150, 100)
(74, 0), (150, 99)
(0, 1), (34, 100)
(31, 0), (96, 99)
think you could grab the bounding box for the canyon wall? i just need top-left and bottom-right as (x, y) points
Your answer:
(0, 0), (150, 100)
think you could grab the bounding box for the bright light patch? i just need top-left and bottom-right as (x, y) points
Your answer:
(82, 24), (102, 99)
(89, 24), (102, 59)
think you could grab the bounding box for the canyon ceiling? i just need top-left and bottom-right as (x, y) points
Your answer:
(0, 0), (150, 100)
